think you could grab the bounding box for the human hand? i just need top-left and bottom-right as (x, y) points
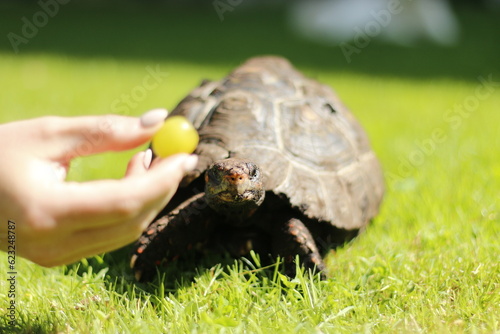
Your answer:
(0, 109), (198, 267)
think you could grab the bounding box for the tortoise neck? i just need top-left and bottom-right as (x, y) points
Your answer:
(206, 192), (264, 225)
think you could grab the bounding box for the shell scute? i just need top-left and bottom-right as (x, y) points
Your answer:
(173, 56), (384, 229)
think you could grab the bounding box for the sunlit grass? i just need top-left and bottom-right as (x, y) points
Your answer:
(0, 3), (499, 333)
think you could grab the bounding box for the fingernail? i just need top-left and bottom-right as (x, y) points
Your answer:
(143, 149), (153, 169)
(140, 108), (168, 127)
(183, 155), (198, 172)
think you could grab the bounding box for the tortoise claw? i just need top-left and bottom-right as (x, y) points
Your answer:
(130, 254), (138, 269)
(134, 269), (143, 282)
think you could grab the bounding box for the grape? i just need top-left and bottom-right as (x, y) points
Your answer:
(151, 116), (199, 158)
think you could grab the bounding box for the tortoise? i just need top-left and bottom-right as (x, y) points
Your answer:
(130, 56), (384, 281)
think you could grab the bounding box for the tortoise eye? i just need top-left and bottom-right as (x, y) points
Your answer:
(206, 168), (221, 183)
(249, 168), (260, 180)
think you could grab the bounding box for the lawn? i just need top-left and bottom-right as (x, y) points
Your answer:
(0, 2), (499, 333)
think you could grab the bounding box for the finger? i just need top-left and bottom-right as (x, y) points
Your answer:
(27, 209), (156, 267)
(47, 154), (198, 230)
(125, 149), (152, 177)
(39, 109), (167, 161)
(125, 151), (146, 177)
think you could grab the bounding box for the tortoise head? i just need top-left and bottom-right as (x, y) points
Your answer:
(204, 158), (265, 221)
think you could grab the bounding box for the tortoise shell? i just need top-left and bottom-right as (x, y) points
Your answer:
(169, 56), (384, 230)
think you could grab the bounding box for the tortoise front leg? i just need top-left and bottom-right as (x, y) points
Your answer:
(130, 193), (215, 282)
(272, 218), (327, 279)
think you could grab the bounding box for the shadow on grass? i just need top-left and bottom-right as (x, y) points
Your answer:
(63, 244), (288, 301)
(0, 2), (499, 81)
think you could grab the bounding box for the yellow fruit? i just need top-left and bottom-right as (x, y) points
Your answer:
(151, 116), (199, 158)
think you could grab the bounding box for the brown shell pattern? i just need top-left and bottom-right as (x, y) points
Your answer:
(169, 56), (384, 230)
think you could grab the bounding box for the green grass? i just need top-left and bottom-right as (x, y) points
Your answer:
(0, 2), (499, 333)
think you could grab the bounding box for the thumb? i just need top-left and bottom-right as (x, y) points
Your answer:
(50, 109), (168, 161)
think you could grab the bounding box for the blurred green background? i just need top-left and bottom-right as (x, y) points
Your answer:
(1, 1), (498, 78)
